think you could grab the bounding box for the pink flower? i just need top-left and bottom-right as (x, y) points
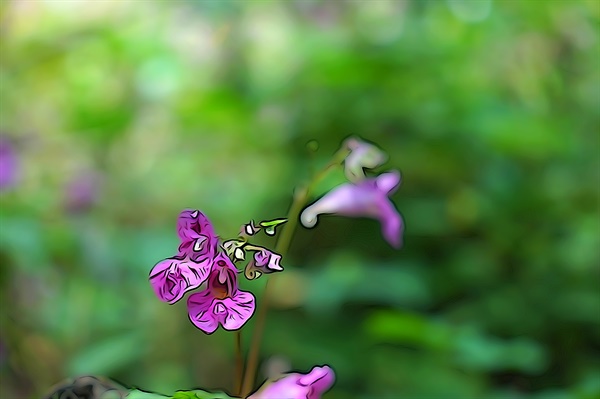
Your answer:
(187, 253), (255, 334)
(300, 170), (403, 248)
(248, 365), (335, 399)
(176, 209), (219, 263)
(149, 257), (211, 304)
(244, 248), (284, 280)
(149, 210), (218, 304)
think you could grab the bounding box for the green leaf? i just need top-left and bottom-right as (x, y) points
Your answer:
(126, 390), (169, 399)
(172, 390), (236, 399)
(126, 389), (236, 399)
(258, 219), (287, 228)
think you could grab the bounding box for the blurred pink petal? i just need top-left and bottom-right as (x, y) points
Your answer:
(64, 172), (102, 213)
(344, 137), (388, 182)
(249, 365), (335, 399)
(301, 170), (403, 248)
(0, 137), (19, 191)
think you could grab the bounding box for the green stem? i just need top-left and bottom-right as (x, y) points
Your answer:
(240, 147), (349, 397)
(239, 187), (307, 397)
(234, 330), (244, 396)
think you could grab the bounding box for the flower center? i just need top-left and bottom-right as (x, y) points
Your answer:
(211, 282), (229, 300)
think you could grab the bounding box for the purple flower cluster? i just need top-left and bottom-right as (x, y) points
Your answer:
(149, 210), (258, 334)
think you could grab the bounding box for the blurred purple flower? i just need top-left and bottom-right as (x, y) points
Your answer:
(149, 257), (211, 304)
(64, 172), (101, 213)
(249, 365), (335, 399)
(177, 209), (219, 263)
(343, 137), (387, 182)
(187, 253), (255, 334)
(300, 170), (403, 248)
(0, 137), (19, 191)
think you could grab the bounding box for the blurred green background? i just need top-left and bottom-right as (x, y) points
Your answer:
(0, 0), (599, 398)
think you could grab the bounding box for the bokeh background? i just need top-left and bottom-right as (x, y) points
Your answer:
(1, 0), (599, 398)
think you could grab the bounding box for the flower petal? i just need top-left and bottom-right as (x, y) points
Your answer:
(176, 209), (219, 262)
(177, 209), (214, 241)
(267, 253), (283, 271)
(187, 291), (219, 334)
(149, 258), (209, 304)
(377, 199), (404, 249)
(300, 171), (403, 248)
(249, 365), (335, 399)
(375, 170), (401, 195)
(301, 182), (378, 227)
(344, 137), (387, 182)
(220, 291), (256, 331)
(300, 366), (336, 399)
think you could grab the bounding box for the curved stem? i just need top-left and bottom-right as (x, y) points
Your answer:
(240, 187), (307, 396)
(240, 147), (350, 397)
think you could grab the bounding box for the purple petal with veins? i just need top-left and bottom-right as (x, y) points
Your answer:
(176, 209), (218, 262)
(187, 253), (255, 334)
(149, 257), (211, 304)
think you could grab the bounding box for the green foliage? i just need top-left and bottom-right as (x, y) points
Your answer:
(127, 389), (234, 399)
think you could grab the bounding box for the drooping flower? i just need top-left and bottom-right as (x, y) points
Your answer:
(248, 365), (335, 399)
(343, 137), (387, 182)
(300, 170), (403, 248)
(245, 248), (283, 280)
(187, 253), (255, 334)
(149, 257), (211, 304)
(176, 209), (219, 263)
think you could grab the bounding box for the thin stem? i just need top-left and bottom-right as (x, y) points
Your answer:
(240, 187), (307, 396)
(240, 147), (350, 397)
(234, 330), (244, 396)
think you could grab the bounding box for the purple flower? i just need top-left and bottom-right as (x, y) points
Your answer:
(248, 365), (335, 399)
(343, 137), (387, 182)
(300, 170), (403, 248)
(149, 257), (211, 304)
(0, 137), (19, 191)
(176, 209), (219, 263)
(244, 248), (283, 280)
(64, 172), (101, 213)
(253, 248), (283, 272)
(149, 209), (218, 304)
(187, 253), (255, 334)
